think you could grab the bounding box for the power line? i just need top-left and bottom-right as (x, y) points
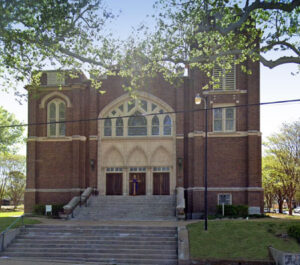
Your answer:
(0, 98), (299, 129)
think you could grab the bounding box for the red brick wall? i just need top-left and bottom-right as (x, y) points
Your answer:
(25, 65), (263, 216)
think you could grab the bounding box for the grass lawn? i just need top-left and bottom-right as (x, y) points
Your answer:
(266, 213), (300, 220)
(0, 211), (40, 232)
(0, 211), (23, 217)
(188, 219), (300, 261)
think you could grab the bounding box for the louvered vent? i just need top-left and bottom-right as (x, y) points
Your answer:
(47, 72), (65, 86)
(213, 62), (236, 90)
(213, 65), (223, 90)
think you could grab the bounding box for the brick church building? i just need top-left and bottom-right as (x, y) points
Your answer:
(25, 60), (263, 218)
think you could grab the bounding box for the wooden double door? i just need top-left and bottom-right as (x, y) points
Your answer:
(129, 173), (146, 195)
(153, 173), (170, 195)
(106, 173), (122, 195)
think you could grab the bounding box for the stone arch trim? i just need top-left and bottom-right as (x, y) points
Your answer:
(98, 91), (174, 118)
(127, 146), (148, 166)
(102, 145), (125, 166)
(150, 145), (172, 164)
(39, 91), (72, 109)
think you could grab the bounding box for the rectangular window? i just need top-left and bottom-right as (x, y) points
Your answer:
(213, 107), (235, 132)
(218, 194), (232, 205)
(213, 62), (236, 90)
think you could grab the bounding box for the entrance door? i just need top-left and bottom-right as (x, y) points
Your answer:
(129, 173), (146, 195)
(153, 173), (170, 195)
(106, 173), (122, 195)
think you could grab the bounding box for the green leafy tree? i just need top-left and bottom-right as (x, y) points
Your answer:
(262, 155), (286, 213)
(0, 154), (25, 209)
(122, 0), (300, 90)
(1, 1), (300, 93)
(265, 120), (300, 215)
(0, 106), (24, 154)
(7, 171), (26, 209)
(0, 0), (120, 91)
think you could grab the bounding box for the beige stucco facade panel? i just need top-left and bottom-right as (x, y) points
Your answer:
(98, 138), (176, 195)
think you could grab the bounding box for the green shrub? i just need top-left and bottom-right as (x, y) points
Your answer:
(52, 204), (64, 217)
(249, 214), (269, 219)
(33, 204), (64, 217)
(288, 225), (300, 242)
(33, 204), (45, 215)
(216, 205), (248, 218)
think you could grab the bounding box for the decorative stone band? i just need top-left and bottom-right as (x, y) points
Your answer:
(26, 188), (85, 192)
(188, 130), (262, 138)
(187, 187), (264, 192)
(27, 135), (86, 142)
(203, 89), (247, 95)
(89, 135), (98, 140)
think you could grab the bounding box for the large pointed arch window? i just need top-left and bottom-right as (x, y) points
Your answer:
(163, 115), (172, 135)
(47, 99), (66, 137)
(128, 112), (147, 136)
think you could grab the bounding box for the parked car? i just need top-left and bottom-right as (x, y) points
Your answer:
(293, 207), (300, 214)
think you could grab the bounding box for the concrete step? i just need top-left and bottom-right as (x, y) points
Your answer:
(5, 247), (177, 255)
(10, 242), (177, 249)
(1, 251), (178, 260)
(2, 224), (178, 264)
(0, 254), (177, 265)
(14, 238), (176, 244)
(25, 224), (177, 230)
(23, 226), (176, 232)
(23, 229), (176, 236)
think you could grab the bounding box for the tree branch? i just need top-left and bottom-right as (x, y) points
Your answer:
(260, 54), (300, 68)
(215, 0), (300, 35)
(261, 41), (300, 56)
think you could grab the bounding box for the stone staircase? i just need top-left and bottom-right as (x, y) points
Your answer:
(1, 225), (178, 264)
(74, 195), (176, 221)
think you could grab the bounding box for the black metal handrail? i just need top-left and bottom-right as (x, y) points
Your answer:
(0, 215), (24, 251)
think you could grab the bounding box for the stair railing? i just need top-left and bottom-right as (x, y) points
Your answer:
(176, 187), (186, 220)
(0, 215), (24, 252)
(61, 187), (93, 219)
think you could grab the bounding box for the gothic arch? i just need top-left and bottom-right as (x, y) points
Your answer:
(39, 91), (72, 108)
(98, 91), (174, 118)
(102, 146), (124, 167)
(127, 146), (148, 166)
(150, 146), (172, 165)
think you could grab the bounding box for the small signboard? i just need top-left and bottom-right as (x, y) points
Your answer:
(45, 205), (52, 215)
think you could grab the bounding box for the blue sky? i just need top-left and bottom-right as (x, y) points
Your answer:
(0, 0), (299, 154)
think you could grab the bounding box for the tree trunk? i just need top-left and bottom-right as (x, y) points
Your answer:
(278, 199), (283, 213)
(288, 199), (293, 215)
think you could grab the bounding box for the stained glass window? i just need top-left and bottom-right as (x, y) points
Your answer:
(116, 118), (123, 136)
(152, 116), (159, 135)
(128, 112), (147, 136)
(104, 118), (112, 136)
(163, 115), (172, 135)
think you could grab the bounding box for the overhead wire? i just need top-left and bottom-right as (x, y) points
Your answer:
(0, 98), (299, 129)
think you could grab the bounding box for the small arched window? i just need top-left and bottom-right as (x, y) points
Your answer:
(152, 115), (159, 136)
(163, 115), (172, 135)
(128, 112), (147, 136)
(47, 99), (66, 137)
(104, 118), (112, 136)
(116, 118), (123, 136)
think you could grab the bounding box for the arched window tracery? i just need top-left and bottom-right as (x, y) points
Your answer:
(102, 98), (173, 137)
(128, 112), (147, 136)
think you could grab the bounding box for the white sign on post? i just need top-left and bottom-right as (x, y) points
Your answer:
(45, 205), (52, 215)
